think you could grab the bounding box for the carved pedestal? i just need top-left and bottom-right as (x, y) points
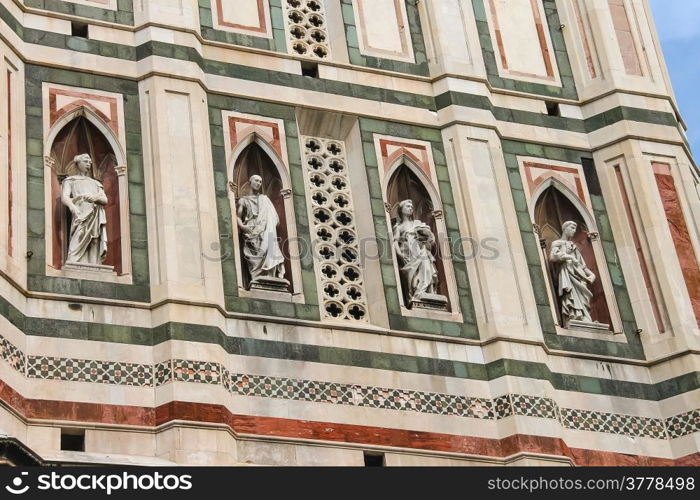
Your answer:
(410, 293), (449, 311)
(567, 319), (611, 334)
(64, 262), (115, 274)
(250, 276), (290, 293)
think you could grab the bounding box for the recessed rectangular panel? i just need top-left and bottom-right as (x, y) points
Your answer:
(487, 0), (557, 82)
(608, 0), (643, 75)
(213, 0), (272, 37)
(353, 0), (414, 62)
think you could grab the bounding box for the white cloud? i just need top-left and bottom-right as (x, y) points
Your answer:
(649, 0), (700, 41)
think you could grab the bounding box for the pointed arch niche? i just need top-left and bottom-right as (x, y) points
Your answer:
(43, 84), (132, 284)
(520, 158), (624, 337)
(223, 112), (304, 302)
(375, 135), (462, 322)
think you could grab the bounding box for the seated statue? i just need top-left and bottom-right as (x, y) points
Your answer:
(549, 221), (596, 325)
(60, 153), (108, 266)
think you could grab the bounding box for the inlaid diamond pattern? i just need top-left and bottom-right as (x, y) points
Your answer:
(511, 394), (558, 419)
(1, 323), (697, 441)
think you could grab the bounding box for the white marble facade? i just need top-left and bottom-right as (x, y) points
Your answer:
(0, 0), (697, 466)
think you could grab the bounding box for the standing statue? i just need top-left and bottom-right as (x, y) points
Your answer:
(549, 221), (596, 325)
(61, 153), (108, 266)
(393, 199), (447, 310)
(236, 174), (287, 290)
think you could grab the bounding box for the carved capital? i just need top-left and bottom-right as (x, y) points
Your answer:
(384, 202), (392, 214)
(539, 238), (547, 250)
(432, 209), (444, 220)
(588, 232), (599, 242)
(43, 156), (56, 170)
(114, 165), (127, 177)
(228, 181), (238, 195)
(280, 188), (293, 199)
(532, 223), (541, 235)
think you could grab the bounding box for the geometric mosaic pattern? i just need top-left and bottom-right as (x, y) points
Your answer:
(27, 356), (152, 387)
(0, 334), (25, 372)
(0, 331), (697, 440)
(560, 408), (666, 439)
(666, 409), (700, 439)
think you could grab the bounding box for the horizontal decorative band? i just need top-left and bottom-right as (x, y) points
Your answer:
(0, 3), (680, 134)
(1, 304), (699, 401)
(0, 379), (698, 465)
(2, 329), (697, 440)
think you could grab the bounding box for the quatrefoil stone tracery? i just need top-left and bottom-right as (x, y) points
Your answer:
(302, 136), (368, 322)
(283, 0), (331, 60)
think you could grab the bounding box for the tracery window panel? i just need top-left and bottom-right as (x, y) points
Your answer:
(301, 136), (368, 322)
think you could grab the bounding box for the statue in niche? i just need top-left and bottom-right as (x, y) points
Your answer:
(236, 174), (289, 291)
(549, 221), (600, 328)
(61, 153), (110, 269)
(393, 199), (448, 310)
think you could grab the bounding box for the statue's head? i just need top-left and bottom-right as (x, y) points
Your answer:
(249, 174), (263, 193)
(398, 199), (414, 220)
(73, 154), (92, 175)
(562, 221), (577, 238)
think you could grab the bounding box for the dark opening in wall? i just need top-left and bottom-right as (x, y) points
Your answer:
(301, 61), (319, 78)
(60, 428), (85, 452)
(71, 22), (89, 39)
(363, 452), (385, 466)
(545, 101), (561, 117)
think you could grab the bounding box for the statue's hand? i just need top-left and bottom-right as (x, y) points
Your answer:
(587, 273), (596, 284)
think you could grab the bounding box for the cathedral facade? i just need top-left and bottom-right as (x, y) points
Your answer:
(0, 0), (698, 466)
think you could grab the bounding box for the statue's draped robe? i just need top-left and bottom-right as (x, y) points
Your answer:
(63, 176), (108, 264)
(238, 194), (285, 280)
(550, 239), (593, 322)
(394, 220), (438, 303)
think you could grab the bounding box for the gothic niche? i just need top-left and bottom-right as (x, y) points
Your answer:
(387, 164), (449, 312)
(232, 142), (292, 293)
(535, 186), (611, 331)
(48, 116), (122, 274)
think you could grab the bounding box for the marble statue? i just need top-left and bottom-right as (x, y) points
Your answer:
(236, 174), (288, 291)
(393, 199), (447, 310)
(549, 221), (596, 325)
(61, 153), (108, 266)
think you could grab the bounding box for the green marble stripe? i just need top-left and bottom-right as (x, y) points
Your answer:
(437, 91), (679, 135)
(0, 293), (697, 400)
(23, 0), (135, 25)
(500, 140), (646, 360)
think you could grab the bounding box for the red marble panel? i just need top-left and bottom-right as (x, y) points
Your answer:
(614, 166), (664, 332)
(0, 379), (698, 465)
(653, 162), (700, 326)
(608, 0), (643, 76)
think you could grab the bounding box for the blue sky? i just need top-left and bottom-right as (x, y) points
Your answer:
(648, 0), (700, 153)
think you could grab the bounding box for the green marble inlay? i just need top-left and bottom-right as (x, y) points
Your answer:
(358, 118), (479, 339)
(339, 0), (430, 76)
(24, 65), (150, 302)
(501, 139), (645, 359)
(207, 93), (320, 320)
(198, 0), (285, 52)
(470, 0), (578, 100)
(24, 0), (135, 25)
